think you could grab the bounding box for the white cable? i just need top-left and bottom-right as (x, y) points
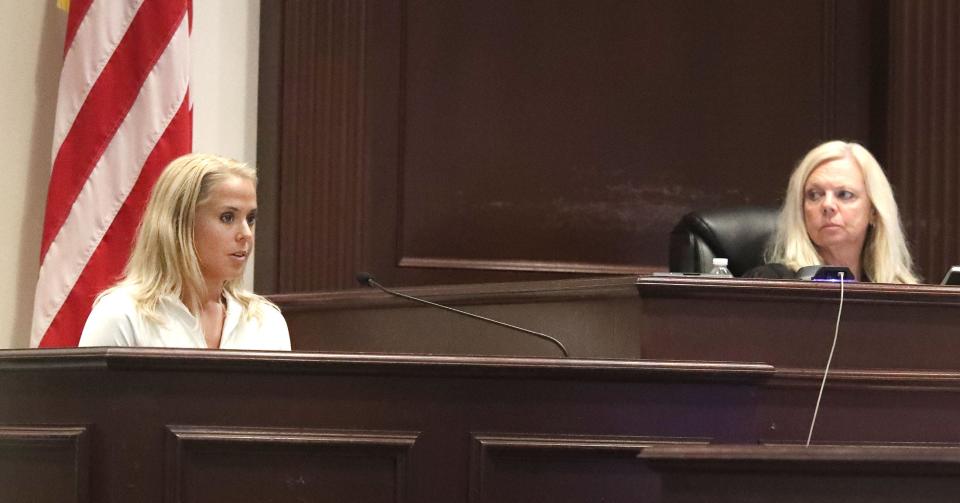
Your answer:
(806, 271), (845, 446)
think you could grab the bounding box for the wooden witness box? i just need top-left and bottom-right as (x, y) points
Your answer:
(3, 275), (960, 502)
(0, 349), (765, 503)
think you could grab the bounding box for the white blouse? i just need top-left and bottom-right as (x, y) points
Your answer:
(79, 287), (291, 350)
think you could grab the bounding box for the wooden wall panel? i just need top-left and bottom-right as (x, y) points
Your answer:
(165, 426), (417, 503)
(888, 0), (960, 281)
(0, 426), (89, 503)
(398, 0), (859, 273)
(468, 434), (700, 503)
(263, 0), (368, 292)
(643, 445), (960, 503)
(0, 349), (767, 503)
(259, 0), (888, 292)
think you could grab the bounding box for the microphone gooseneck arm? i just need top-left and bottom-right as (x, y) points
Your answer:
(356, 273), (569, 357)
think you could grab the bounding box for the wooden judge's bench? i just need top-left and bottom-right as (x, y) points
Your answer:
(3, 276), (960, 502)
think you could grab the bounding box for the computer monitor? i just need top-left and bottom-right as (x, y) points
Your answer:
(940, 266), (960, 285)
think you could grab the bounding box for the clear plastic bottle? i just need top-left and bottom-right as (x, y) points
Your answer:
(709, 257), (733, 277)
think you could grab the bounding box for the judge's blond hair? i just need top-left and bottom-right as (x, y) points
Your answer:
(768, 140), (918, 284)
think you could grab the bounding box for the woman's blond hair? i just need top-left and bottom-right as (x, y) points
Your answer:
(107, 153), (273, 318)
(767, 140), (918, 284)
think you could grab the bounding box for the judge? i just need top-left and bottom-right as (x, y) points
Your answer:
(745, 141), (918, 283)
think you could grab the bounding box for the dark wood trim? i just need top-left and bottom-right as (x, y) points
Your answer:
(770, 368), (960, 391)
(0, 425), (89, 443)
(270, 275), (641, 312)
(165, 425), (419, 447)
(636, 275), (960, 306)
(471, 433), (705, 453)
(398, 256), (657, 275)
(254, 0), (284, 294)
(0, 348), (773, 382)
(642, 444), (960, 473)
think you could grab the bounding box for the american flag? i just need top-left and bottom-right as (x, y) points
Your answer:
(31, 0), (193, 347)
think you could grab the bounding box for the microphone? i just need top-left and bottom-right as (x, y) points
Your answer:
(355, 272), (569, 357)
(797, 265), (855, 281)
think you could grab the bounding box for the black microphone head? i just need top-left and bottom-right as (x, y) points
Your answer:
(796, 265), (855, 282)
(356, 272), (375, 287)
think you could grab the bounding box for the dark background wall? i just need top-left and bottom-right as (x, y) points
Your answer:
(256, 0), (960, 293)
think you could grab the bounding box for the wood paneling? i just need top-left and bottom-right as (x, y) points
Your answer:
(469, 434), (702, 503)
(274, 276), (642, 357)
(258, 0), (888, 292)
(165, 426), (416, 503)
(396, 0), (856, 271)
(0, 349), (767, 502)
(261, 0), (369, 292)
(888, 0), (960, 280)
(0, 426), (89, 503)
(643, 445), (960, 503)
(635, 275), (960, 370)
(7, 347), (960, 500)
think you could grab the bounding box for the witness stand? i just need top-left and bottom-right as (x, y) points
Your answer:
(3, 275), (960, 501)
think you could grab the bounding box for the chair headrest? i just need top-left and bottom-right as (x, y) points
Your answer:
(670, 207), (779, 275)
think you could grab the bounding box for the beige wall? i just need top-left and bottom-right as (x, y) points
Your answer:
(0, 1), (260, 348)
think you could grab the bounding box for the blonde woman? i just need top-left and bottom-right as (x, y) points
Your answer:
(745, 141), (918, 283)
(79, 154), (291, 349)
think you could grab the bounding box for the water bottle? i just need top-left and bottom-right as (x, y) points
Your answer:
(709, 257), (733, 277)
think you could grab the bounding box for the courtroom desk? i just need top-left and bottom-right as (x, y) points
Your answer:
(0, 348), (769, 503)
(641, 444), (960, 502)
(636, 276), (960, 446)
(273, 275), (960, 372)
(271, 276), (644, 358)
(754, 367), (960, 446)
(636, 275), (960, 370)
(272, 276), (960, 447)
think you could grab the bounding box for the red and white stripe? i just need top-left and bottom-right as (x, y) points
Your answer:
(32, 0), (192, 347)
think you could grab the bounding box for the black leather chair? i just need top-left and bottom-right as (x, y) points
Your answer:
(669, 207), (779, 277)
